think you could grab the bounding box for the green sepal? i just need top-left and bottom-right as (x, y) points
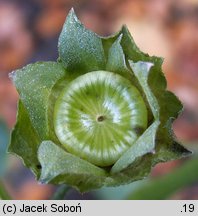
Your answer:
(9, 10), (191, 192)
(38, 141), (154, 191)
(106, 34), (130, 77)
(58, 8), (106, 73)
(38, 141), (107, 192)
(111, 120), (160, 174)
(129, 60), (191, 164)
(129, 61), (159, 119)
(106, 154), (153, 187)
(10, 62), (66, 141)
(152, 119), (191, 165)
(8, 101), (41, 176)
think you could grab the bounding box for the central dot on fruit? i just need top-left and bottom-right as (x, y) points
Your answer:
(54, 71), (148, 167)
(97, 115), (105, 122)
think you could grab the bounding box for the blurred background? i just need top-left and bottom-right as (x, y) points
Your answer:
(0, 0), (198, 200)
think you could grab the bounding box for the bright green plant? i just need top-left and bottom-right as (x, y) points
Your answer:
(9, 9), (190, 192)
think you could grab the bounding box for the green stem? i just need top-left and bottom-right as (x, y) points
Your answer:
(0, 180), (11, 200)
(51, 185), (71, 200)
(127, 156), (198, 200)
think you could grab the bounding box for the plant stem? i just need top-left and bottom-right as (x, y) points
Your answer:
(51, 185), (71, 200)
(128, 156), (198, 200)
(0, 180), (11, 200)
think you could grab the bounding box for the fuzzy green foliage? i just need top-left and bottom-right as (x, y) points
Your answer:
(9, 9), (190, 192)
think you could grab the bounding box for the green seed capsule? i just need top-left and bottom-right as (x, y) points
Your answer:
(54, 71), (148, 167)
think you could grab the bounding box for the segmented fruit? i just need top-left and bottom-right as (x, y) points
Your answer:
(54, 71), (148, 166)
(9, 9), (190, 192)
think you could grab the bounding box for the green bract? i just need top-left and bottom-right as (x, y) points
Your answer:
(9, 9), (190, 192)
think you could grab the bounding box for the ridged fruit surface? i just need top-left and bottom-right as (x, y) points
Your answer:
(54, 71), (147, 166)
